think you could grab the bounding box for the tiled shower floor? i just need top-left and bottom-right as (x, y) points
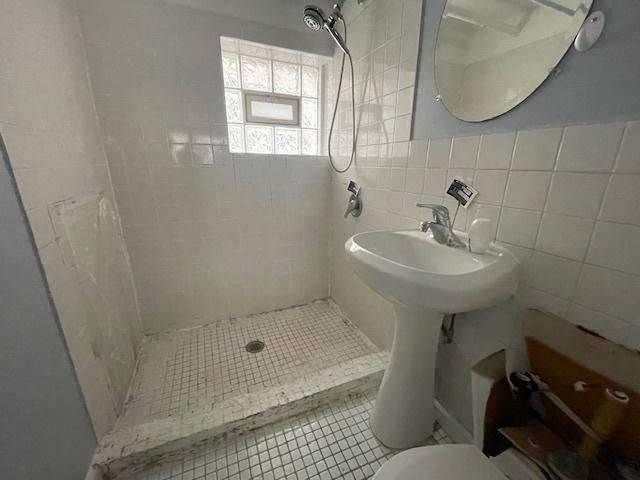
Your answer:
(127, 390), (453, 480)
(119, 301), (379, 428)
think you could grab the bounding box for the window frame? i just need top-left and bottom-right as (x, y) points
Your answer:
(243, 91), (300, 126)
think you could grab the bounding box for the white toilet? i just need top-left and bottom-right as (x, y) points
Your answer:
(372, 444), (507, 480)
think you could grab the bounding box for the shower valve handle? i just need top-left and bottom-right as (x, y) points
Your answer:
(344, 181), (362, 218)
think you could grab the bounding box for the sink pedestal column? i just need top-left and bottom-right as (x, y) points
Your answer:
(371, 305), (444, 449)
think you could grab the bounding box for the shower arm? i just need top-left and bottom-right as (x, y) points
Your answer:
(333, 0), (347, 12)
(325, 19), (349, 54)
(327, 0), (346, 28)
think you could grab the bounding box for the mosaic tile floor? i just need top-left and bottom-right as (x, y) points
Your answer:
(125, 390), (453, 480)
(119, 301), (379, 428)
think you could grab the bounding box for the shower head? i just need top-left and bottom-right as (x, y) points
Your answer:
(303, 4), (350, 55)
(303, 5), (326, 32)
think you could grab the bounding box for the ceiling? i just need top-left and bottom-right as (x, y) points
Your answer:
(164, 0), (335, 34)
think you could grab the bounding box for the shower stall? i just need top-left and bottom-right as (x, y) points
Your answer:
(0, 0), (426, 477)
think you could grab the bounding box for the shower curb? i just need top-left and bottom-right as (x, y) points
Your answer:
(90, 352), (388, 479)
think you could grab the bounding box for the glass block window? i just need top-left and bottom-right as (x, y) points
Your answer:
(273, 62), (300, 95)
(222, 53), (240, 88)
(245, 125), (274, 154)
(240, 56), (272, 92)
(302, 98), (318, 128)
(275, 127), (300, 155)
(221, 37), (325, 155)
(224, 89), (243, 123)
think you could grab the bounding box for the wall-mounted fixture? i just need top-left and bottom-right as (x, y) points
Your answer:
(344, 181), (362, 218)
(303, 0), (357, 173)
(574, 11), (605, 52)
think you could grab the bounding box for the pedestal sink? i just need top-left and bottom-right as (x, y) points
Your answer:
(345, 229), (519, 448)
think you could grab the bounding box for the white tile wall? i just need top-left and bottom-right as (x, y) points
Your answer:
(0, 0), (142, 438)
(535, 214), (593, 261)
(503, 171), (551, 210)
(600, 175), (640, 225)
(497, 208), (541, 249)
(477, 132), (515, 169)
(77, 0), (332, 333)
(556, 123), (625, 172)
(326, 0), (424, 348)
(511, 127), (562, 170)
(545, 172), (609, 218)
(0, 125), (98, 480)
(324, 0), (640, 435)
(330, 117), (640, 433)
(615, 121), (640, 173)
(588, 222), (640, 275)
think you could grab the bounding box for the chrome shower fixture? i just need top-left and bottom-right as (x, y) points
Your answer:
(303, 1), (350, 54)
(303, 0), (357, 174)
(302, 5), (325, 31)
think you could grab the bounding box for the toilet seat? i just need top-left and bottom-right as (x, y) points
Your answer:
(373, 444), (507, 480)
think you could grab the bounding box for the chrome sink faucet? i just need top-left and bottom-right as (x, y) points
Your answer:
(416, 203), (466, 248)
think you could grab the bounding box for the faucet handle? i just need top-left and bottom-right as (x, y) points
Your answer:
(344, 182), (362, 218)
(416, 203), (450, 222)
(344, 198), (360, 218)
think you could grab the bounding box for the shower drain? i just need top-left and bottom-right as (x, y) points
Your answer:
(245, 340), (265, 353)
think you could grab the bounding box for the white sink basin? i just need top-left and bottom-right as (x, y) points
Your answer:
(345, 229), (519, 449)
(346, 229), (519, 313)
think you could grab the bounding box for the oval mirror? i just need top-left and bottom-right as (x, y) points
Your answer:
(435, 0), (592, 122)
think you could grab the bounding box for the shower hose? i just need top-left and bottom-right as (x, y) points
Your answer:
(327, 17), (357, 173)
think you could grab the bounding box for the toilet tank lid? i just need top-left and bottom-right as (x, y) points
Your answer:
(373, 444), (506, 480)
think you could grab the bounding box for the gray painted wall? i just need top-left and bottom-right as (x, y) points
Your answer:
(164, 0), (337, 37)
(0, 136), (96, 479)
(412, 0), (640, 139)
